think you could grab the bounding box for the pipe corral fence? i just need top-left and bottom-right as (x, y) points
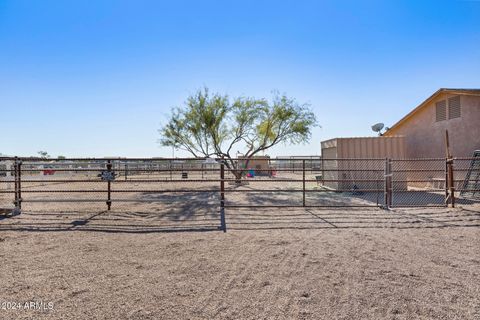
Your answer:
(1, 156), (479, 231)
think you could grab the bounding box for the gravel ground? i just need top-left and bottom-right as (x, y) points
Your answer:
(1, 205), (479, 320)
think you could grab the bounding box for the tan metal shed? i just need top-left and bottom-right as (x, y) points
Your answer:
(320, 136), (406, 190)
(321, 136), (406, 159)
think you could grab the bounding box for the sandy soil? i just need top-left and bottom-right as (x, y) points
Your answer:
(1, 169), (479, 319)
(1, 206), (479, 320)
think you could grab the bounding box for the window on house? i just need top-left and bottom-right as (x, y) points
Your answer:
(448, 95), (461, 119)
(436, 100), (447, 122)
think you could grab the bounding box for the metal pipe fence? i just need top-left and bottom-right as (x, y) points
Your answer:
(1, 156), (479, 230)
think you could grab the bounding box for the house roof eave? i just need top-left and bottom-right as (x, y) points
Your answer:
(384, 88), (480, 135)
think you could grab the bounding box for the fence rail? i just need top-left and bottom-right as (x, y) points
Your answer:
(1, 156), (479, 231)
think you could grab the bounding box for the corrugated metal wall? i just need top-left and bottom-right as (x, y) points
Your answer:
(320, 137), (407, 190)
(334, 136), (406, 159)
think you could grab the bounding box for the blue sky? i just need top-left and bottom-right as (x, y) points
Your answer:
(1, 0), (479, 157)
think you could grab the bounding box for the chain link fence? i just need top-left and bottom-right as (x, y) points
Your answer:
(390, 159), (447, 207)
(223, 158), (385, 208)
(1, 156), (479, 230)
(0, 158), (15, 209)
(453, 157), (480, 206)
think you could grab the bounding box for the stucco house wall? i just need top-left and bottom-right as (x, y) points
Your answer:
(385, 92), (480, 158)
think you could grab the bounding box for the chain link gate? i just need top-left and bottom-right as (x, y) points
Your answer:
(389, 158), (448, 208)
(0, 158), (16, 212)
(453, 156), (480, 206)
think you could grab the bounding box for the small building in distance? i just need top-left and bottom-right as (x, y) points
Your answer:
(237, 155), (273, 176)
(384, 88), (480, 158)
(0, 157), (14, 178)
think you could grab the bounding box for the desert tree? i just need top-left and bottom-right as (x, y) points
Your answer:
(159, 88), (317, 180)
(37, 151), (50, 159)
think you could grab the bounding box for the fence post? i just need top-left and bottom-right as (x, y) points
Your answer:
(321, 157), (324, 186)
(17, 158), (22, 210)
(384, 158), (392, 209)
(389, 159), (393, 208)
(302, 159), (306, 207)
(389, 160), (392, 208)
(106, 160), (112, 211)
(447, 157), (455, 208)
(13, 157), (19, 209)
(384, 158), (388, 208)
(220, 157), (226, 232)
(444, 158), (449, 207)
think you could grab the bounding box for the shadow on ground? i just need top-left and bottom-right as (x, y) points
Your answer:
(235, 188), (479, 208)
(2, 185), (479, 233)
(1, 204), (479, 233)
(0, 192), (222, 233)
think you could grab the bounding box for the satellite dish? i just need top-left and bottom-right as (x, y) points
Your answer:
(371, 123), (384, 133)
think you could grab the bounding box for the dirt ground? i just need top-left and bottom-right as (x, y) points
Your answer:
(1, 205), (479, 320)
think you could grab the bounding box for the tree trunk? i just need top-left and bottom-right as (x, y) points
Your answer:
(232, 169), (243, 184)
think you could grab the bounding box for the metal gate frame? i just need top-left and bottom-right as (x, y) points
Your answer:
(2, 156), (478, 232)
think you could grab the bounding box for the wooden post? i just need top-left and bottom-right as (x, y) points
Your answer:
(444, 158), (449, 207)
(448, 158), (455, 208)
(302, 159), (306, 207)
(445, 130), (451, 159)
(445, 130), (455, 208)
(220, 157), (226, 232)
